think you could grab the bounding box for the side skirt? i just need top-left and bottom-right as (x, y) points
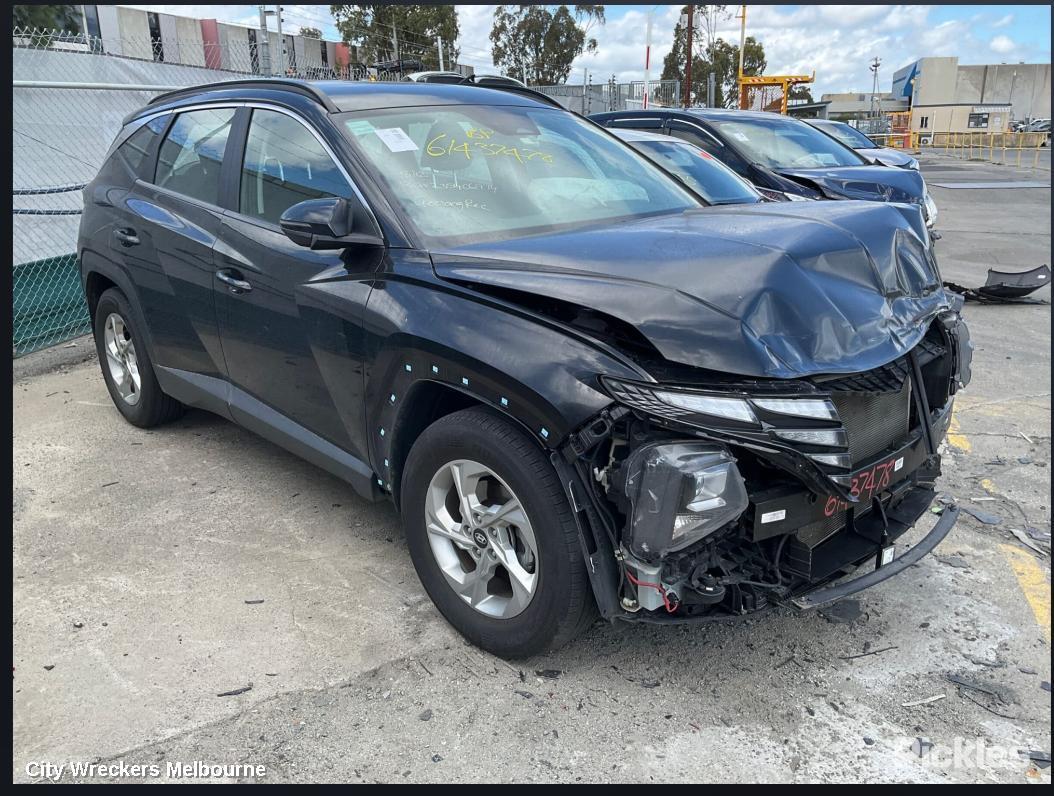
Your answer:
(155, 365), (381, 503)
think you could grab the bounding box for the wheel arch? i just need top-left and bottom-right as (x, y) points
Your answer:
(79, 250), (159, 362)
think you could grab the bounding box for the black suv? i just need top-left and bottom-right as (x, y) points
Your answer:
(79, 79), (971, 657)
(591, 108), (937, 225)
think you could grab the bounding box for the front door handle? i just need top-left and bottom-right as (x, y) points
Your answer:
(216, 269), (252, 294)
(113, 227), (139, 246)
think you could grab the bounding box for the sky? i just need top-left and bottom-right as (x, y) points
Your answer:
(126, 4), (1052, 95)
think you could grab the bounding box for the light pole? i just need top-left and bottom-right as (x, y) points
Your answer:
(869, 56), (882, 118)
(683, 5), (694, 108)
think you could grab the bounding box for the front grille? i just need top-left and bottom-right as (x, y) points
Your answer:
(830, 379), (912, 465)
(816, 339), (945, 395)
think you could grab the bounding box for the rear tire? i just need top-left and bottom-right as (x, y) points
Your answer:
(401, 407), (597, 658)
(93, 287), (184, 428)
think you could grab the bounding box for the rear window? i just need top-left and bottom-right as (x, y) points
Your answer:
(154, 108), (236, 205)
(116, 116), (167, 174)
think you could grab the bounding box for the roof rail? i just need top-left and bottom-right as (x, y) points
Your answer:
(457, 76), (567, 111)
(146, 78), (339, 113)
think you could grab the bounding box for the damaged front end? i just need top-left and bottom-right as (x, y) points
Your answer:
(558, 309), (973, 623)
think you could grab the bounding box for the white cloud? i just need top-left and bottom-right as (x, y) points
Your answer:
(111, 5), (1053, 96)
(989, 34), (1016, 54)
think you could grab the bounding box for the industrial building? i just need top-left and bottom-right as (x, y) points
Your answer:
(75, 5), (351, 75)
(67, 4), (470, 78)
(892, 56), (1051, 136)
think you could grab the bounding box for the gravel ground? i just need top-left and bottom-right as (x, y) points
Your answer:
(13, 153), (1051, 784)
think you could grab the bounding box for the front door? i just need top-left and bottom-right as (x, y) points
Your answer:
(213, 106), (376, 463)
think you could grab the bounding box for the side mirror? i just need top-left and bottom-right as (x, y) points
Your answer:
(279, 197), (381, 250)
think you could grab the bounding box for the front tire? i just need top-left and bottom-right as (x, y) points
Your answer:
(401, 407), (596, 658)
(93, 287), (184, 428)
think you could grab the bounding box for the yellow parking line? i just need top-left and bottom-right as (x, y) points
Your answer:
(1000, 543), (1051, 644)
(947, 406), (971, 453)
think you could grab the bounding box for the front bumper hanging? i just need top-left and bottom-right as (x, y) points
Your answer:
(791, 503), (959, 609)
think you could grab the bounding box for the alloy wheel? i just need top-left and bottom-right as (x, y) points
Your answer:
(424, 459), (539, 619)
(102, 312), (142, 406)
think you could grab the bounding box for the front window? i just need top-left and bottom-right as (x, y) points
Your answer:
(631, 140), (761, 205)
(239, 109), (353, 225)
(814, 121), (878, 150)
(710, 116), (868, 169)
(339, 105), (698, 244)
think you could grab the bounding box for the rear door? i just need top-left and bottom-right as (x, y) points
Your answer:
(118, 106), (238, 390)
(212, 105), (375, 461)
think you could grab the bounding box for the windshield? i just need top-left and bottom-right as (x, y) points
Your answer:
(812, 121), (877, 150)
(338, 106), (698, 244)
(630, 140), (761, 205)
(713, 117), (868, 169)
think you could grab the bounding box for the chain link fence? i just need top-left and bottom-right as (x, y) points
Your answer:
(11, 25), (682, 356)
(10, 26), (432, 356)
(531, 79), (681, 114)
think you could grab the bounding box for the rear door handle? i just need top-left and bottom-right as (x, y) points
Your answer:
(216, 268), (253, 294)
(113, 227), (139, 246)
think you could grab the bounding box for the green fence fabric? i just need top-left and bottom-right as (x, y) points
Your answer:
(12, 254), (91, 356)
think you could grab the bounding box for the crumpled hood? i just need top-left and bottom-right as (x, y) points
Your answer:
(431, 201), (955, 379)
(858, 147), (918, 169)
(773, 164), (925, 203)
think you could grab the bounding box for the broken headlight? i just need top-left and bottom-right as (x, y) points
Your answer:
(621, 442), (748, 560)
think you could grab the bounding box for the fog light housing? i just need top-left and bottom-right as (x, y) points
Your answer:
(621, 442), (748, 560)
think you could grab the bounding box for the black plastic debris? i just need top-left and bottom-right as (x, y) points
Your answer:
(944, 264), (1051, 304)
(820, 599), (863, 625)
(1020, 750), (1051, 769)
(962, 507), (1002, 525)
(217, 683), (253, 697)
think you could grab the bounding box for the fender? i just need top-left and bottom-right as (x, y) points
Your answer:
(80, 247), (158, 362)
(359, 261), (650, 496)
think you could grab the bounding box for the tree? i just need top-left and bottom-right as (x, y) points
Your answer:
(12, 4), (81, 33)
(490, 5), (605, 86)
(330, 5), (459, 70)
(299, 26), (323, 39)
(660, 5), (764, 108)
(788, 85), (814, 104)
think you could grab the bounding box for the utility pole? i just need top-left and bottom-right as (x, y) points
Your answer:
(583, 67), (588, 114)
(707, 72), (716, 108)
(257, 6), (272, 76)
(437, 35), (444, 71)
(643, 9), (652, 109)
(274, 5), (285, 76)
(737, 4), (746, 108)
(869, 56), (882, 118)
(684, 4), (694, 108)
(391, 10), (400, 77)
